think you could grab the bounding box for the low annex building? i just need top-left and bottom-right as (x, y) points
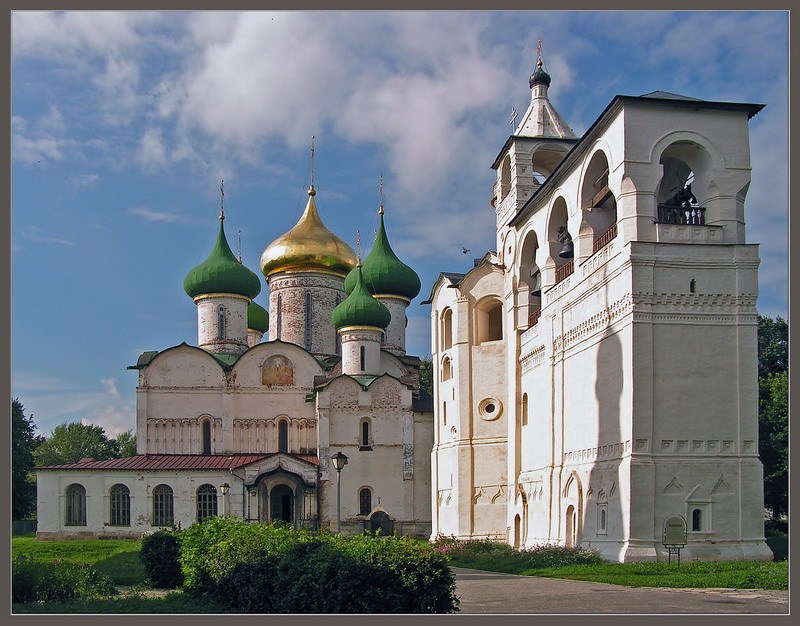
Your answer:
(426, 54), (773, 562)
(35, 182), (433, 539)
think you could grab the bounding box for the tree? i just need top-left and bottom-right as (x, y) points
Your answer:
(33, 421), (119, 467)
(419, 355), (433, 397)
(12, 399), (41, 520)
(112, 429), (137, 457)
(757, 315), (788, 378)
(759, 371), (788, 519)
(756, 315), (789, 521)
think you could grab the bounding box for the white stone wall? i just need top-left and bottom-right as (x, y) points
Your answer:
(378, 296), (409, 356)
(268, 272), (345, 356)
(195, 294), (250, 356)
(339, 327), (382, 376)
(36, 469), (240, 539)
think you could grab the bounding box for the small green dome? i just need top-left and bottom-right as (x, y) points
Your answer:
(247, 300), (269, 333)
(344, 213), (421, 301)
(184, 217), (262, 300)
(332, 266), (391, 330)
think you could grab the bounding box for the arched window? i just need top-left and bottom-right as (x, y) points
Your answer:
(359, 488), (372, 516)
(278, 420), (289, 453)
(522, 393), (528, 426)
(65, 483), (86, 526)
(304, 291), (313, 351)
(201, 419), (212, 455)
(276, 294), (282, 339)
(692, 508), (702, 532)
(360, 419), (372, 450)
(476, 298), (503, 344)
(217, 305), (226, 340)
(196, 484), (218, 522)
(600, 508), (607, 531)
(441, 309), (453, 350)
(360, 345), (366, 372)
(499, 154), (511, 201)
(441, 356), (452, 381)
(110, 484), (131, 526)
(153, 484), (174, 527)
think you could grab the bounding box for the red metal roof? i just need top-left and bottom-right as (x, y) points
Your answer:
(36, 453), (320, 471)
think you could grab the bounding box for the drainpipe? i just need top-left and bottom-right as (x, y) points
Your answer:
(315, 464), (321, 531)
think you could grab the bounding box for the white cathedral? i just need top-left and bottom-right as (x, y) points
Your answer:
(36, 53), (772, 562)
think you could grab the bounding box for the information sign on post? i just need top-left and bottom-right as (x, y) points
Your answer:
(663, 515), (687, 565)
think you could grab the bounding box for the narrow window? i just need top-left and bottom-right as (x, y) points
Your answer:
(276, 294), (282, 339)
(196, 484), (218, 522)
(487, 304), (503, 341)
(279, 420), (289, 453)
(65, 484), (87, 526)
(443, 401), (447, 426)
(522, 393), (529, 426)
(217, 305), (226, 340)
(360, 345), (366, 372)
(600, 508), (607, 531)
(360, 420), (371, 449)
(692, 508), (702, 531)
(442, 356), (452, 381)
(202, 420), (212, 455)
(442, 309), (453, 350)
(153, 484), (174, 527)
(335, 295), (342, 354)
(359, 488), (372, 516)
(110, 484), (131, 526)
(304, 291), (313, 351)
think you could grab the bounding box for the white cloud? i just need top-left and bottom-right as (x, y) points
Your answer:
(13, 376), (136, 437)
(129, 206), (187, 223)
(20, 227), (74, 246)
(69, 173), (100, 187)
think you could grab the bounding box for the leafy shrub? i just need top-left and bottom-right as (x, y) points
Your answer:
(178, 519), (459, 613)
(12, 555), (116, 604)
(139, 528), (183, 588)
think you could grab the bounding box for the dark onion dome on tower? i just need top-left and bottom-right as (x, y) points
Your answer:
(343, 209), (421, 301)
(247, 300), (269, 333)
(529, 58), (551, 89)
(260, 185), (358, 278)
(184, 215), (262, 300)
(332, 265), (391, 330)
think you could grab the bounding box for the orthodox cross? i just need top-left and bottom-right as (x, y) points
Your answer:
(537, 38), (543, 62)
(510, 106), (518, 130)
(310, 135), (316, 188)
(379, 174), (384, 215)
(356, 229), (362, 265)
(219, 179), (225, 221)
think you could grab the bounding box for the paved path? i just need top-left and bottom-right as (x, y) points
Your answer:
(452, 568), (789, 614)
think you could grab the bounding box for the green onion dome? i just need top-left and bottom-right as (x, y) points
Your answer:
(332, 265), (391, 330)
(247, 300), (269, 333)
(184, 216), (262, 300)
(344, 211), (421, 301)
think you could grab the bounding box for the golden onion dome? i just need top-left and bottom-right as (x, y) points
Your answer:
(260, 186), (357, 278)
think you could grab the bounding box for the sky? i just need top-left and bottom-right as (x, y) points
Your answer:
(11, 10), (789, 438)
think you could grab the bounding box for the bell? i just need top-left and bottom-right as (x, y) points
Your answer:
(558, 240), (574, 259)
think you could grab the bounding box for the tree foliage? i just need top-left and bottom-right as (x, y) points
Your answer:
(419, 355), (433, 397)
(33, 422), (120, 467)
(12, 399), (41, 520)
(757, 315), (789, 520)
(112, 430), (137, 457)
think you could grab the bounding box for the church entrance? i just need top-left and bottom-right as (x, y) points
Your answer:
(367, 510), (393, 536)
(270, 484), (294, 524)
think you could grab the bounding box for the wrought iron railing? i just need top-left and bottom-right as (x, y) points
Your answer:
(554, 260), (574, 284)
(592, 223), (618, 255)
(657, 204), (706, 225)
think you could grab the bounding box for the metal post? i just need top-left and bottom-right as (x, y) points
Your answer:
(336, 467), (342, 532)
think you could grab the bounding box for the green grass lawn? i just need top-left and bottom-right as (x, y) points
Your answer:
(447, 556), (789, 591)
(12, 533), (147, 586)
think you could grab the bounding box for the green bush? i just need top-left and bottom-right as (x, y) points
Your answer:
(178, 519), (459, 613)
(139, 528), (183, 588)
(12, 555), (117, 604)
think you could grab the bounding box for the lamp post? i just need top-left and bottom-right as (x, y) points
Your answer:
(330, 452), (348, 532)
(220, 482), (230, 516)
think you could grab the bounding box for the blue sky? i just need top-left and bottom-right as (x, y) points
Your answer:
(11, 11), (789, 437)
